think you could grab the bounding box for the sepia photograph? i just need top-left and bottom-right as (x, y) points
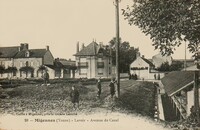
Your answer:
(0, 0), (200, 130)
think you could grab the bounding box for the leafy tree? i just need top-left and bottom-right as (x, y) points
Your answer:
(156, 62), (170, 72)
(109, 37), (139, 73)
(122, 0), (200, 57)
(170, 61), (184, 71)
(156, 61), (184, 71)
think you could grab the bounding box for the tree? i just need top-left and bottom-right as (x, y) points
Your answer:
(156, 62), (170, 72)
(156, 61), (184, 72)
(122, 0), (200, 56)
(122, 0), (200, 123)
(109, 37), (139, 73)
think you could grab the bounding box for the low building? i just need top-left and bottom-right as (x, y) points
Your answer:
(130, 55), (155, 80)
(161, 71), (200, 119)
(45, 58), (76, 79)
(74, 41), (112, 79)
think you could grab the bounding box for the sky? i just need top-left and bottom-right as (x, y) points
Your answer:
(0, 0), (193, 60)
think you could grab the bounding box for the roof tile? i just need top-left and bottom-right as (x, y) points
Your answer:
(0, 46), (19, 58)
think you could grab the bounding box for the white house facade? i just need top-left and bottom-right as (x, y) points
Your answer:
(130, 55), (154, 80)
(74, 41), (112, 79)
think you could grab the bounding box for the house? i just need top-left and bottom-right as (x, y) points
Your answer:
(13, 44), (54, 78)
(74, 41), (112, 79)
(152, 53), (173, 68)
(59, 59), (76, 78)
(0, 43), (54, 79)
(0, 46), (19, 78)
(45, 58), (76, 79)
(130, 54), (155, 80)
(161, 71), (200, 119)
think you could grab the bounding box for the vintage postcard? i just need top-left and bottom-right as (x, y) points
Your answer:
(0, 0), (199, 130)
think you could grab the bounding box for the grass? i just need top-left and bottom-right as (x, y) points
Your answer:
(115, 81), (155, 117)
(0, 79), (156, 118)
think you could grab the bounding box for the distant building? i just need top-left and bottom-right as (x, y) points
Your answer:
(13, 44), (54, 78)
(74, 41), (112, 79)
(0, 46), (19, 78)
(0, 43), (54, 79)
(152, 53), (172, 68)
(130, 54), (155, 80)
(45, 58), (76, 79)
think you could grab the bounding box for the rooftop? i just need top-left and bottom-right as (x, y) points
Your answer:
(0, 46), (19, 58)
(14, 49), (48, 58)
(161, 71), (194, 96)
(74, 42), (109, 56)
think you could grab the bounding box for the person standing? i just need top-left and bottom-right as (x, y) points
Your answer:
(154, 74), (157, 80)
(96, 78), (102, 98)
(43, 71), (49, 85)
(109, 79), (115, 98)
(70, 86), (80, 110)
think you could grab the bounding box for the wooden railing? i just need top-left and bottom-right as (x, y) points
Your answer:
(172, 96), (187, 119)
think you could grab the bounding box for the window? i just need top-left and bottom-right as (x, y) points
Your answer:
(25, 61), (29, 66)
(97, 62), (104, 68)
(80, 58), (86, 62)
(98, 58), (102, 62)
(98, 68), (103, 75)
(0, 61), (5, 66)
(25, 51), (30, 57)
(13, 71), (16, 76)
(79, 68), (87, 75)
(55, 69), (61, 78)
(78, 62), (88, 68)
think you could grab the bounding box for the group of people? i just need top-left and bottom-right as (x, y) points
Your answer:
(129, 73), (138, 80)
(69, 78), (117, 110)
(96, 78), (116, 98)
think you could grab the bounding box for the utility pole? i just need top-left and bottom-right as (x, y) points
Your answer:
(184, 41), (187, 71)
(194, 70), (200, 123)
(114, 0), (120, 98)
(194, 50), (200, 123)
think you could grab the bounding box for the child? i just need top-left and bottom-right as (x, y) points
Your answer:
(70, 86), (80, 110)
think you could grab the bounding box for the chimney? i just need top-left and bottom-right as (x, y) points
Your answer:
(136, 52), (141, 58)
(99, 42), (103, 48)
(77, 42), (79, 53)
(20, 43), (24, 51)
(142, 55), (145, 58)
(55, 58), (59, 62)
(24, 43), (29, 50)
(81, 43), (85, 50)
(46, 45), (49, 51)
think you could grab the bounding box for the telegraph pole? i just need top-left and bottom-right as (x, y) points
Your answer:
(194, 50), (200, 123)
(114, 0), (120, 98)
(194, 71), (200, 123)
